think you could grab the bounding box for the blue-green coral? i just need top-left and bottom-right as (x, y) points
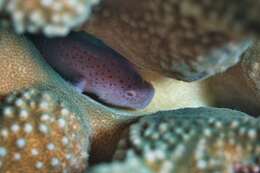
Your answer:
(91, 107), (260, 173)
(90, 152), (152, 173)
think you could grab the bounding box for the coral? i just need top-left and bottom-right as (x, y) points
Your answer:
(29, 32), (154, 109)
(0, 87), (90, 172)
(0, 0), (4, 10)
(90, 152), (153, 173)
(0, 1), (259, 172)
(0, 28), (49, 95)
(207, 39), (260, 116)
(82, 0), (260, 81)
(111, 108), (260, 173)
(3, 0), (100, 36)
(242, 40), (260, 95)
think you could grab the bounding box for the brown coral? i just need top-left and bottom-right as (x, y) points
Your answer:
(0, 88), (90, 172)
(82, 0), (260, 81)
(207, 40), (260, 116)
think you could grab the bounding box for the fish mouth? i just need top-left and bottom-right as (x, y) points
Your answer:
(28, 31), (155, 110)
(139, 84), (155, 109)
(124, 84), (155, 110)
(95, 84), (155, 110)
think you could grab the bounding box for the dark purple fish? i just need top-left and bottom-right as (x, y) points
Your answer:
(29, 32), (154, 109)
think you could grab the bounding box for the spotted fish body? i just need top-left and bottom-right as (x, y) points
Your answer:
(30, 32), (154, 109)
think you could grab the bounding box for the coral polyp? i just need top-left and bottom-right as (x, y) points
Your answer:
(0, 88), (90, 172)
(3, 0), (99, 36)
(105, 108), (260, 173)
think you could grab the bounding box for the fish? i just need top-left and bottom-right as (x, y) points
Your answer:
(29, 32), (154, 109)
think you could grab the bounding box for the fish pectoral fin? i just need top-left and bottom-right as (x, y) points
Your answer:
(73, 79), (87, 93)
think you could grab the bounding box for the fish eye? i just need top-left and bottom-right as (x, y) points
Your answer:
(125, 90), (136, 98)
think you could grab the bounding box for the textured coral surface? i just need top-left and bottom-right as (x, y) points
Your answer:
(91, 108), (260, 173)
(1, 1), (260, 173)
(3, 0), (99, 36)
(0, 88), (90, 172)
(83, 0), (260, 81)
